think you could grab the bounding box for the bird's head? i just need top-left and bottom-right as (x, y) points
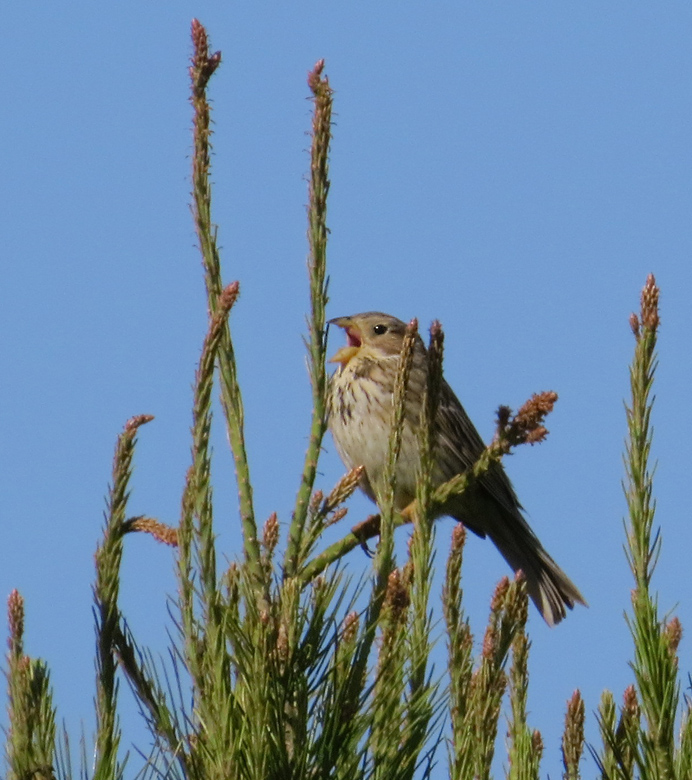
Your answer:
(328, 312), (409, 366)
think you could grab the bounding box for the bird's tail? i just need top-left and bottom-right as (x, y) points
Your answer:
(478, 510), (586, 627)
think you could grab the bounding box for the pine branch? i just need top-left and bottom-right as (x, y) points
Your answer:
(623, 275), (679, 778)
(93, 413), (153, 780)
(285, 59), (333, 579)
(189, 19), (261, 583)
(5, 591), (57, 780)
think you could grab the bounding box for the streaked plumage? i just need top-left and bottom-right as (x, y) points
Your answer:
(328, 312), (586, 626)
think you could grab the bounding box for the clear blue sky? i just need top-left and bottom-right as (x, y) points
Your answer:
(2, 2), (692, 776)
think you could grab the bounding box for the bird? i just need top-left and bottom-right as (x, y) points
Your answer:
(327, 311), (586, 626)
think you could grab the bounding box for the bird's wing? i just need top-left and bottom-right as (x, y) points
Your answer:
(435, 379), (523, 519)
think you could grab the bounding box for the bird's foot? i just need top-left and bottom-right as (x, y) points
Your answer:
(351, 513), (381, 556)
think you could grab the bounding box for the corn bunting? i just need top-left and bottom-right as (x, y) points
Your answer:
(328, 312), (585, 626)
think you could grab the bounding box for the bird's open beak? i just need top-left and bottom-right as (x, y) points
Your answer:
(328, 317), (362, 366)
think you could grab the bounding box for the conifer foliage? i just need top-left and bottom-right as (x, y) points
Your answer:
(4, 21), (690, 780)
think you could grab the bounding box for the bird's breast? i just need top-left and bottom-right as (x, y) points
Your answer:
(328, 363), (421, 508)
(329, 368), (391, 469)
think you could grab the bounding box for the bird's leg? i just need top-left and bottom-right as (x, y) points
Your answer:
(350, 500), (418, 555)
(350, 513), (381, 556)
(399, 502), (416, 522)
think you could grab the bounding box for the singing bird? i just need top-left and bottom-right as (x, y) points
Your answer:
(328, 312), (586, 626)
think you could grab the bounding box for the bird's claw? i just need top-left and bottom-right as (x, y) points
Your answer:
(351, 513), (382, 557)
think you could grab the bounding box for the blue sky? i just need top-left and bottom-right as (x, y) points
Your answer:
(2, 2), (692, 776)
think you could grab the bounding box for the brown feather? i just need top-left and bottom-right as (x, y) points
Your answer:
(328, 312), (586, 626)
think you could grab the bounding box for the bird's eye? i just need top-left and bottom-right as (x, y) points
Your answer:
(373, 324), (388, 335)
